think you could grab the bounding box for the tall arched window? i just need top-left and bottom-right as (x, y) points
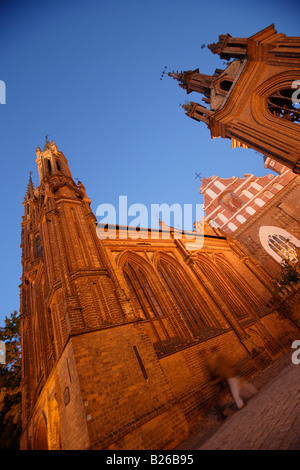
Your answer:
(214, 255), (264, 312)
(267, 88), (300, 124)
(259, 226), (300, 264)
(268, 234), (298, 263)
(157, 259), (206, 333)
(123, 260), (170, 342)
(47, 159), (52, 175)
(36, 235), (43, 258)
(195, 254), (260, 320)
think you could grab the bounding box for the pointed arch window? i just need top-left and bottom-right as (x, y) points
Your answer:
(123, 261), (170, 342)
(268, 234), (298, 264)
(36, 235), (43, 258)
(47, 159), (52, 175)
(157, 259), (205, 332)
(195, 255), (260, 320)
(267, 88), (300, 124)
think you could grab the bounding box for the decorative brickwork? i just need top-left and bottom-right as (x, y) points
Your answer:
(20, 141), (299, 450)
(170, 25), (300, 173)
(199, 162), (300, 277)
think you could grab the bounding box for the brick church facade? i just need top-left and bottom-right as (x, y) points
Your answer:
(200, 160), (300, 277)
(169, 24), (300, 173)
(19, 140), (299, 450)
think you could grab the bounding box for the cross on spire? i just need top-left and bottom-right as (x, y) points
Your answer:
(43, 134), (51, 150)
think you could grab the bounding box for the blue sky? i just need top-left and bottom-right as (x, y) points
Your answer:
(0, 0), (298, 325)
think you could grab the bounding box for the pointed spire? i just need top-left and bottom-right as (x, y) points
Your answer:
(168, 71), (188, 84)
(25, 171), (35, 198)
(207, 34), (230, 55)
(169, 69), (213, 96)
(43, 134), (51, 151)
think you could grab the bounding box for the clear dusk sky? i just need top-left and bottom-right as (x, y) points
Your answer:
(0, 0), (298, 325)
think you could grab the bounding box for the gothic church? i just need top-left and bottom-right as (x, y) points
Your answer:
(20, 24), (300, 450)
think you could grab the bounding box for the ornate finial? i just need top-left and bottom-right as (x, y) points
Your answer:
(26, 171), (34, 197)
(168, 71), (186, 84)
(43, 134), (51, 150)
(182, 100), (193, 112)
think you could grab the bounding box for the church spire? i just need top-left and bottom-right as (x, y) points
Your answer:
(207, 33), (247, 59)
(43, 134), (51, 151)
(25, 171), (34, 198)
(168, 69), (213, 96)
(35, 138), (73, 183)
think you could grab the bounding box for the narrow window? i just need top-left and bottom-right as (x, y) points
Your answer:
(36, 235), (43, 258)
(217, 212), (228, 223)
(158, 260), (205, 332)
(268, 234), (298, 264)
(236, 214), (246, 223)
(133, 346), (148, 380)
(214, 180), (226, 190)
(220, 80), (233, 92)
(242, 189), (254, 199)
(250, 182), (263, 191)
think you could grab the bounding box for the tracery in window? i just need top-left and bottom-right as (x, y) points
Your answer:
(267, 88), (300, 124)
(157, 259), (205, 332)
(123, 261), (169, 342)
(196, 254), (260, 320)
(47, 159), (52, 174)
(268, 234), (298, 263)
(220, 80), (233, 92)
(259, 226), (300, 265)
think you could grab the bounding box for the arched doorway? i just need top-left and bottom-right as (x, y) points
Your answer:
(34, 414), (48, 450)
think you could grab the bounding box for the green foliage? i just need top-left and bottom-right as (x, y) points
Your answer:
(277, 259), (299, 286)
(0, 311), (22, 450)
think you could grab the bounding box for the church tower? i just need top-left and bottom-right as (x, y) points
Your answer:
(20, 139), (190, 450)
(20, 139), (298, 450)
(169, 25), (300, 173)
